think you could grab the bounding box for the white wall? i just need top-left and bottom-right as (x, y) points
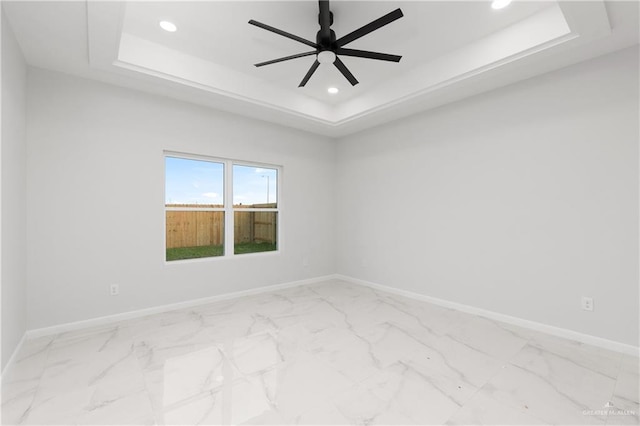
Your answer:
(20, 43), (640, 348)
(26, 68), (336, 329)
(336, 47), (639, 346)
(1, 11), (28, 370)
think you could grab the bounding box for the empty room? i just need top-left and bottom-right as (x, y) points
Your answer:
(1, 0), (638, 425)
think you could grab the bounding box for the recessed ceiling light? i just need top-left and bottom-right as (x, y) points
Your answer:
(327, 87), (339, 94)
(491, 0), (512, 9)
(159, 20), (177, 32)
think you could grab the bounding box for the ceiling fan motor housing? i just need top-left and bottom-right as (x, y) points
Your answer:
(316, 29), (337, 50)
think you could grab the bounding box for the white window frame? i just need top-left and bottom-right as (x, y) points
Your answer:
(164, 151), (282, 263)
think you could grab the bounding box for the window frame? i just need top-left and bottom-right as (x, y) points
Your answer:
(231, 162), (279, 256)
(164, 151), (282, 263)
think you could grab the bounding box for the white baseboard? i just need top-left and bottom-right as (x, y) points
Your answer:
(26, 275), (335, 340)
(1, 332), (26, 380)
(21, 273), (639, 357)
(335, 274), (639, 357)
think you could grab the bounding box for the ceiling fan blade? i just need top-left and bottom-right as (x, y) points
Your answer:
(336, 48), (401, 62)
(335, 8), (403, 47)
(299, 60), (321, 87)
(334, 57), (359, 86)
(318, 0), (331, 43)
(255, 51), (318, 67)
(249, 20), (319, 49)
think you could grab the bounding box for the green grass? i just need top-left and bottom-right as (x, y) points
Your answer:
(166, 242), (277, 261)
(234, 242), (277, 255)
(166, 245), (223, 261)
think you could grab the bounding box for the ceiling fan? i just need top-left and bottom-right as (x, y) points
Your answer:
(249, 1), (404, 87)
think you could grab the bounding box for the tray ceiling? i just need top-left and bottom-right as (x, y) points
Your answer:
(3, 1), (639, 137)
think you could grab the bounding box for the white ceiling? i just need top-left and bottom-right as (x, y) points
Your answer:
(3, 1), (639, 137)
(121, 1), (550, 104)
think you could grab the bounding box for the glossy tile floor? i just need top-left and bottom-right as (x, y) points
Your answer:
(2, 280), (638, 425)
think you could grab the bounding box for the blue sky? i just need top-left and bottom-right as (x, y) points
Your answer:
(165, 157), (277, 206)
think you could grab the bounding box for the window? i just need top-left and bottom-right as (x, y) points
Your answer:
(165, 156), (225, 261)
(165, 153), (280, 261)
(233, 165), (278, 255)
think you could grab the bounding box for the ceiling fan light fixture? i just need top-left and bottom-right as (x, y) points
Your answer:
(317, 50), (337, 64)
(159, 20), (177, 32)
(491, 0), (512, 10)
(327, 87), (339, 94)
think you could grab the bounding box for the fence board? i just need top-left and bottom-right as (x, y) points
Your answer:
(253, 212), (277, 243)
(166, 208), (276, 248)
(166, 211), (224, 248)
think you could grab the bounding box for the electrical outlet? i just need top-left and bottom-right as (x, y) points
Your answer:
(110, 284), (119, 296)
(581, 296), (593, 311)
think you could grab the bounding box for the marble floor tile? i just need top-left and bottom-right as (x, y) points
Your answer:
(364, 362), (462, 425)
(1, 336), (54, 425)
(365, 326), (480, 407)
(445, 389), (549, 425)
(159, 375), (276, 425)
(444, 315), (529, 361)
(75, 388), (154, 426)
(2, 279), (637, 425)
(331, 366), (461, 425)
(0, 388), (37, 426)
(2, 336), (54, 399)
(607, 358), (640, 426)
(422, 332), (507, 389)
(620, 354), (640, 374)
(271, 351), (355, 421)
(19, 386), (93, 424)
(24, 347), (150, 424)
(292, 401), (352, 425)
(606, 398), (639, 426)
(143, 344), (226, 413)
(366, 292), (469, 337)
(526, 332), (623, 379)
(483, 363), (609, 424)
(159, 389), (223, 425)
(509, 343), (618, 408)
(305, 327), (382, 383)
(616, 359), (640, 406)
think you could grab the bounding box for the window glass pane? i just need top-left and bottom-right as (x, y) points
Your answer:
(234, 212), (277, 254)
(233, 165), (277, 208)
(165, 157), (224, 207)
(166, 211), (224, 260)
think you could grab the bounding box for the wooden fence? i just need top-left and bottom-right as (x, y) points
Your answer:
(165, 204), (277, 249)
